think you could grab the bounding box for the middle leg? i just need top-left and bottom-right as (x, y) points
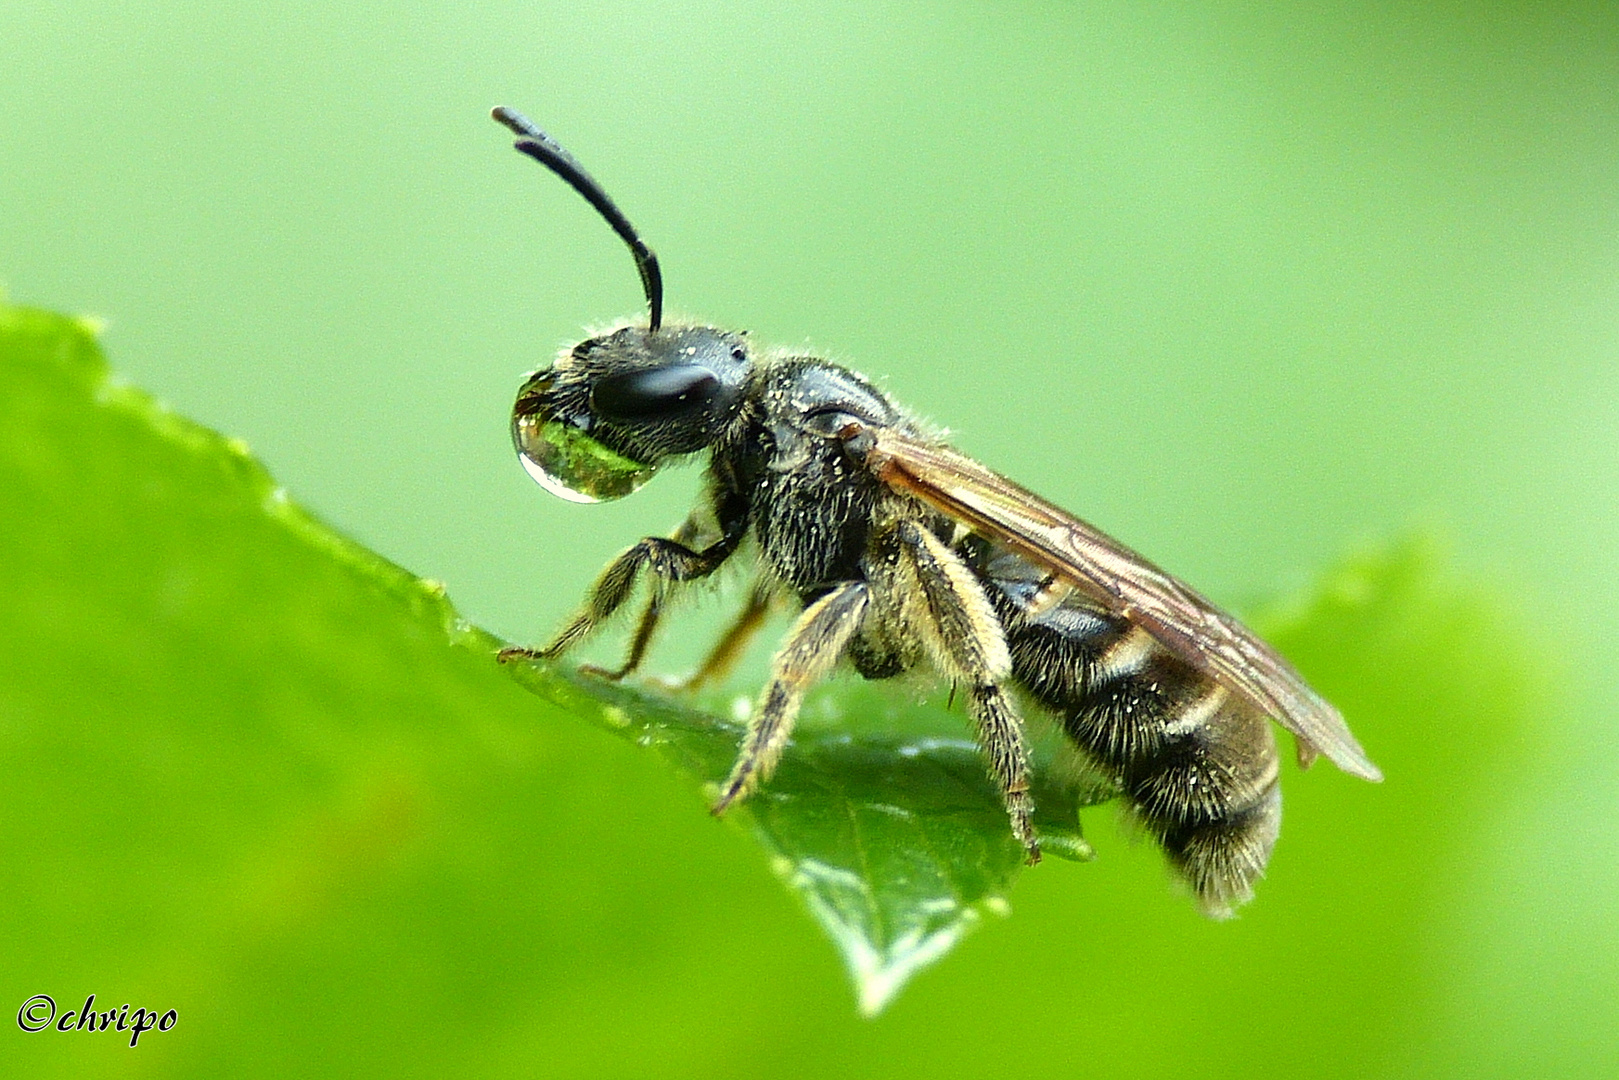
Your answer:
(675, 579), (780, 692)
(711, 580), (869, 814)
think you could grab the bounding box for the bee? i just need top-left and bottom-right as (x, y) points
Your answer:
(490, 107), (1382, 916)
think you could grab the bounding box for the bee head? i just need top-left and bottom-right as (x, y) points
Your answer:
(494, 107), (752, 502)
(512, 325), (752, 503)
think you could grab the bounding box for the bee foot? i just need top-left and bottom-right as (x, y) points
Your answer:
(710, 781), (747, 817)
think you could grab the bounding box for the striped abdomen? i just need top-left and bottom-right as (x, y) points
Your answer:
(977, 547), (1282, 916)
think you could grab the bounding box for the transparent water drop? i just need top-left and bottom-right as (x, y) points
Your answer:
(512, 413), (656, 503)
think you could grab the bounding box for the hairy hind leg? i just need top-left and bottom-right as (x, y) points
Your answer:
(894, 521), (1040, 863)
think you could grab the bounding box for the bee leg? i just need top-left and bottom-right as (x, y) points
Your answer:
(577, 589), (665, 681)
(711, 581), (869, 814)
(576, 515), (711, 679)
(674, 580), (778, 692)
(965, 684), (1041, 864)
(497, 516), (737, 669)
(895, 521), (1040, 864)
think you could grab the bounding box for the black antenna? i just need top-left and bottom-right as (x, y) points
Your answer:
(492, 107), (664, 332)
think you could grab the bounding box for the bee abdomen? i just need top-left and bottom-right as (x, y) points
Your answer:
(1121, 686), (1280, 826)
(991, 594), (1283, 914)
(979, 551), (1286, 913)
(1155, 780), (1280, 918)
(1073, 636), (1282, 915)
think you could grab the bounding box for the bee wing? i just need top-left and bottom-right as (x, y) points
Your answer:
(866, 429), (1382, 782)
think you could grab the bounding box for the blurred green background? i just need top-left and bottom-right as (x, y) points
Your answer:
(3, 0), (1617, 1076)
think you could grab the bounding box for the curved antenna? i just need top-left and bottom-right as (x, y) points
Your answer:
(492, 107), (664, 332)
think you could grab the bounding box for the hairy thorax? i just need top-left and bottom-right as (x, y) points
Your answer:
(733, 358), (907, 600)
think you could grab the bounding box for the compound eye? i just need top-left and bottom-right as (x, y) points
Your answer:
(591, 365), (720, 420)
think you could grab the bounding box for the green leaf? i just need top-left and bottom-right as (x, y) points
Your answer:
(507, 664), (1101, 1014)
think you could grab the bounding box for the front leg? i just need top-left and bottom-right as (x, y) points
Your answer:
(501, 488), (750, 674)
(498, 531), (734, 668)
(578, 516), (704, 681)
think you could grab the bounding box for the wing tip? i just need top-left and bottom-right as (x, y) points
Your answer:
(1296, 731), (1384, 783)
(1346, 757), (1385, 783)
(1321, 743), (1385, 783)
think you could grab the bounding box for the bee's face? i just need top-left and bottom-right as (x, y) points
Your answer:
(511, 324), (753, 503)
